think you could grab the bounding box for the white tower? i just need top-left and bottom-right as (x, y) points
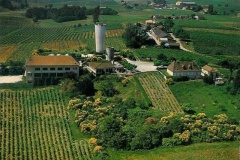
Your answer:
(95, 23), (106, 53)
(106, 47), (114, 61)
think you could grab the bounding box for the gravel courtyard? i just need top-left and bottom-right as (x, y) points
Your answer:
(125, 59), (157, 72)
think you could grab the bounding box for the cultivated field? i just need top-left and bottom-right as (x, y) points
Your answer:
(0, 14), (126, 63)
(137, 72), (183, 113)
(0, 88), (94, 159)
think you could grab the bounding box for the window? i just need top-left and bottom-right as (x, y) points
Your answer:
(65, 67), (70, 70)
(35, 68), (40, 71)
(58, 67), (63, 70)
(96, 69), (102, 73)
(50, 67), (55, 70)
(57, 73), (64, 77)
(43, 68), (48, 71)
(42, 73), (48, 77)
(50, 73), (56, 77)
(34, 73), (41, 77)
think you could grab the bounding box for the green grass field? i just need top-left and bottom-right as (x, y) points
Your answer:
(169, 80), (240, 121)
(107, 141), (239, 160)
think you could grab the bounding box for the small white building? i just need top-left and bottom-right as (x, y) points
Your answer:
(167, 61), (201, 79)
(25, 55), (79, 83)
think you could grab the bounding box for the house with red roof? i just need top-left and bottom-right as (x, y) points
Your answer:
(25, 55), (79, 83)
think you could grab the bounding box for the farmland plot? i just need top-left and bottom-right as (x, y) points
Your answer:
(8, 42), (41, 62)
(41, 40), (86, 52)
(0, 45), (18, 63)
(0, 88), (94, 160)
(137, 72), (183, 113)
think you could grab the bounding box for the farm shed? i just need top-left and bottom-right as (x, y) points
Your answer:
(167, 61), (201, 79)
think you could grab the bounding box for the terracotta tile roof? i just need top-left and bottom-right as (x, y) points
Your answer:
(88, 62), (114, 69)
(25, 56), (79, 66)
(202, 65), (218, 73)
(167, 61), (201, 72)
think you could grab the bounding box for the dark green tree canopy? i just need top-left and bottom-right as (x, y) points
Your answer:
(153, 0), (166, 5)
(25, 5), (87, 22)
(234, 69), (240, 92)
(92, 5), (100, 24)
(163, 18), (174, 32)
(122, 23), (148, 48)
(218, 59), (240, 83)
(0, 0), (13, 10)
(172, 26), (190, 40)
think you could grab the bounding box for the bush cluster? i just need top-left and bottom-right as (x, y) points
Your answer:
(70, 95), (240, 151)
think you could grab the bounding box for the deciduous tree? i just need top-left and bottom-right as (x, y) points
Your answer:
(122, 23), (148, 48)
(218, 59), (240, 83)
(92, 5), (100, 23)
(233, 69), (240, 92)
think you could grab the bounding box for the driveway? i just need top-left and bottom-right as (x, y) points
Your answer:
(125, 59), (157, 72)
(0, 75), (23, 83)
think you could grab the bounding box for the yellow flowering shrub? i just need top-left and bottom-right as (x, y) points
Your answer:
(82, 100), (92, 108)
(93, 146), (103, 152)
(88, 138), (97, 145)
(195, 120), (202, 127)
(160, 112), (175, 124)
(223, 130), (235, 140)
(160, 116), (168, 123)
(80, 121), (97, 133)
(67, 99), (82, 110)
(214, 114), (228, 123)
(197, 113), (206, 119)
(93, 98), (101, 107)
(191, 128), (201, 134)
(208, 125), (221, 135)
(179, 130), (191, 144)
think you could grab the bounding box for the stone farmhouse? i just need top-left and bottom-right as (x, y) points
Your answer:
(25, 55), (79, 83)
(167, 61), (201, 79)
(87, 62), (114, 76)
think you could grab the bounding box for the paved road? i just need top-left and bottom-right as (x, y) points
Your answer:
(125, 59), (157, 72)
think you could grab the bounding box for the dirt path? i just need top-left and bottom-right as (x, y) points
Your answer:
(169, 33), (192, 52)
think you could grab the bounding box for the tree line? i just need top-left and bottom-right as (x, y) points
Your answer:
(25, 5), (87, 23)
(0, 0), (28, 10)
(0, 61), (25, 75)
(25, 5), (118, 23)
